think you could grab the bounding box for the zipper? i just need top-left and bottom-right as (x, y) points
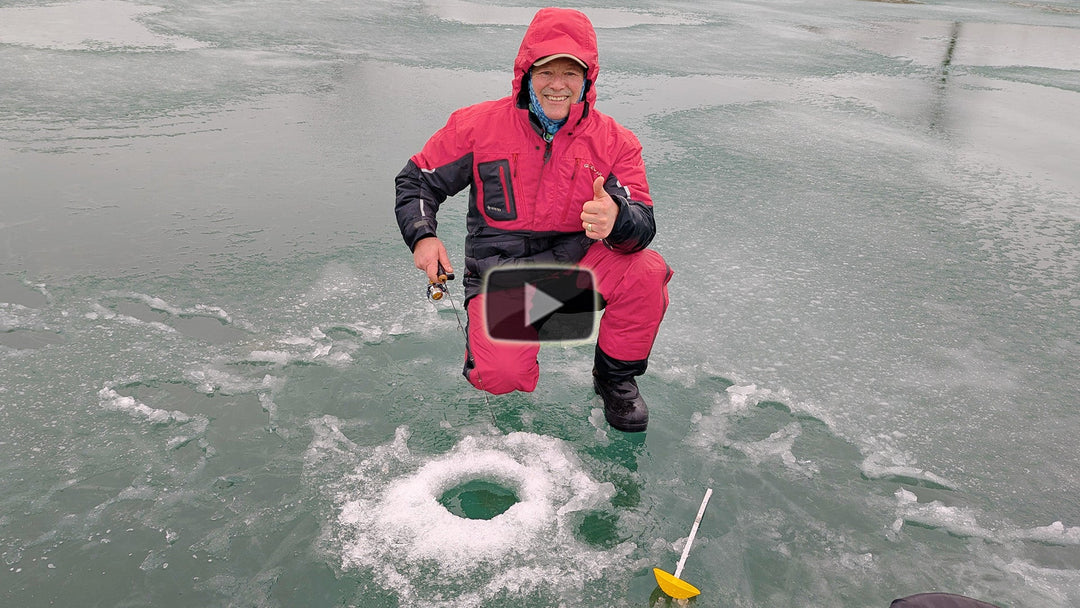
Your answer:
(498, 163), (516, 218)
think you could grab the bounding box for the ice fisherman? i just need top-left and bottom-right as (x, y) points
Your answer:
(394, 7), (671, 432)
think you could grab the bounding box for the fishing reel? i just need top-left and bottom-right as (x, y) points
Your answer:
(426, 263), (455, 301)
(427, 281), (447, 300)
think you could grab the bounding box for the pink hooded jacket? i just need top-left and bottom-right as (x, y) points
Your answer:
(395, 7), (656, 298)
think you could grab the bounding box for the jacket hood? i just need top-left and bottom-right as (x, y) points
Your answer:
(513, 8), (599, 109)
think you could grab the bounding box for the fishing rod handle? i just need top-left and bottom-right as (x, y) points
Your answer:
(437, 261), (455, 283)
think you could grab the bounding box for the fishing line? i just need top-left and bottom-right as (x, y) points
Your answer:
(428, 263), (498, 427)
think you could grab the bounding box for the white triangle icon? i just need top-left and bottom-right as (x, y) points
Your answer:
(525, 282), (564, 327)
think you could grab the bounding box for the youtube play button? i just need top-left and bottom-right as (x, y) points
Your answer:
(482, 265), (600, 342)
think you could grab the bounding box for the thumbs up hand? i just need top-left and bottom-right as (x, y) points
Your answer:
(581, 176), (618, 240)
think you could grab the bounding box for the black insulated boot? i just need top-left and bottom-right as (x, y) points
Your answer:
(593, 347), (649, 433)
(593, 372), (649, 432)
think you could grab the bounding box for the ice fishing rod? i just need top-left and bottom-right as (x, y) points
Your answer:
(426, 262), (497, 426)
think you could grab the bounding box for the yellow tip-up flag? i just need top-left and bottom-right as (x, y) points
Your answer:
(653, 488), (713, 599)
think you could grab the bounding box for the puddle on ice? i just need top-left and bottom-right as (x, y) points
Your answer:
(0, 0), (208, 51)
(307, 421), (636, 607)
(821, 20), (1080, 71)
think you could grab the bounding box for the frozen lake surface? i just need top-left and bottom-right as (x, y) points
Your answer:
(2, 1), (1079, 606)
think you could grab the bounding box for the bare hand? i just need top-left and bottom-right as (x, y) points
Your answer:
(413, 237), (452, 282)
(581, 176), (618, 240)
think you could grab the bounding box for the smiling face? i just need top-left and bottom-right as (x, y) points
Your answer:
(529, 57), (586, 121)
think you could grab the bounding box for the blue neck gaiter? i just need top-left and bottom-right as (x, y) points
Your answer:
(528, 78), (567, 142)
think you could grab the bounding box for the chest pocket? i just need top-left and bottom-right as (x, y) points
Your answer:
(477, 159), (517, 221)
